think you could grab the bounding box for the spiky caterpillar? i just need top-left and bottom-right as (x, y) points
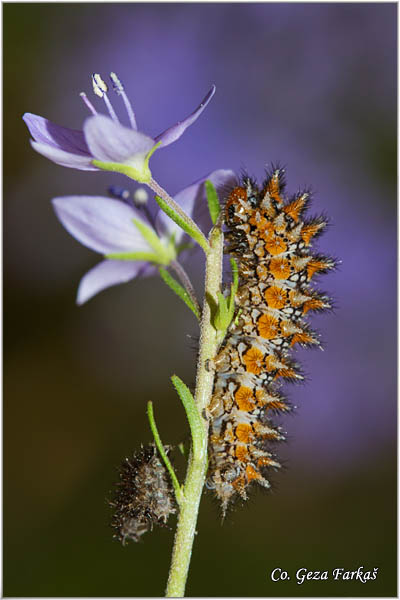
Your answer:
(110, 444), (176, 544)
(207, 169), (335, 516)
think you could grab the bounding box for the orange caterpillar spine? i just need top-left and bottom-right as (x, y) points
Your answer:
(207, 168), (335, 515)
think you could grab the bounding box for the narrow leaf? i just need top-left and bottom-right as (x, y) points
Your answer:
(227, 257), (239, 317)
(171, 375), (206, 457)
(159, 267), (200, 320)
(154, 194), (210, 254)
(205, 180), (221, 225)
(214, 291), (229, 331)
(230, 257), (239, 291)
(147, 401), (184, 506)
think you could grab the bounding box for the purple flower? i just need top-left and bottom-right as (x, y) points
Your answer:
(23, 73), (216, 183)
(52, 169), (235, 305)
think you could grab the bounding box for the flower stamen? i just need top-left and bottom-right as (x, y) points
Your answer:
(132, 187), (155, 225)
(79, 92), (98, 116)
(133, 187), (149, 207)
(110, 72), (138, 130)
(92, 73), (119, 123)
(108, 185), (131, 202)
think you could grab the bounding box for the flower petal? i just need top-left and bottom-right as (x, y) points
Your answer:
(83, 115), (155, 163)
(52, 195), (153, 255)
(156, 169), (236, 243)
(23, 113), (90, 155)
(77, 259), (155, 305)
(155, 85), (216, 148)
(30, 141), (97, 170)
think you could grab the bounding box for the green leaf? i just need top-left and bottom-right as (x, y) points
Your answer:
(234, 307), (242, 326)
(159, 267), (200, 320)
(147, 401), (184, 506)
(212, 259), (239, 343)
(205, 180), (221, 225)
(171, 375), (206, 457)
(213, 291), (228, 331)
(230, 257), (239, 292)
(154, 194), (210, 255)
(205, 291), (218, 323)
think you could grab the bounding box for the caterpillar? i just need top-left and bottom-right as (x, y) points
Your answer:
(109, 444), (176, 544)
(207, 168), (335, 516)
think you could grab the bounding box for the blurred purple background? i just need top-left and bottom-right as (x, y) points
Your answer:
(4, 3), (396, 597)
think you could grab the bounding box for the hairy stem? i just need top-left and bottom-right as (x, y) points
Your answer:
(165, 226), (224, 597)
(148, 177), (209, 252)
(170, 259), (201, 319)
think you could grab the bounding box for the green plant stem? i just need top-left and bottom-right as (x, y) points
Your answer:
(165, 226), (224, 597)
(148, 177), (210, 253)
(170, 260), (201, 319)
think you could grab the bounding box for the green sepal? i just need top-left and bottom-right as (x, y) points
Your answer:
(92, 142), (161, 184)
(205, 180), (221, 225)
(132, 218), (175, 263)
(106, 250), (161, 262)
(159, 267), (200, 321)
(92, 159), (152, 183)
(106, 219), (176, 265)
(154, 195), (210, 255)
(171, 375), (206, 457)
